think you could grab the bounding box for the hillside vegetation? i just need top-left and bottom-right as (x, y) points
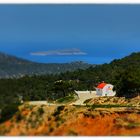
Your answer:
(1, 104), (140, 136)
(84, 96), (140, 106)
(0, 52), (140, 136)
(0, 52), (140, 115)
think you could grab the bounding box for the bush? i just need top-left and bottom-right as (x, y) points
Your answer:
(87, 104), (132, 109)
(37, 107), (44, 115)
(83, 98), (92, 104)
(0, 104), (19, 123)
(56, 95), (76, 104)
(52, 105), (65, 116)
(15, 112), (23, 122)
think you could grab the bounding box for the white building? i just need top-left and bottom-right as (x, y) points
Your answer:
(96, 82), (116, 96)
(73, 90), (96, 105)
(75, 90), (96, 99)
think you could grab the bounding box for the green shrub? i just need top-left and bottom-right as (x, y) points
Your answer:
(56, 95), (76, 104)
(88, 104), (132, 109)
(15, 112), (23, 122)
(0, 104), (19, 123)
(52, 105), (65, 116)
(83, 98), (92, 104)
(85, 104), (133, 114)
(37, 107), (44, 115)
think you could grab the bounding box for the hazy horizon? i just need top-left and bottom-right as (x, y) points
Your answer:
(0, 4), (140, 64)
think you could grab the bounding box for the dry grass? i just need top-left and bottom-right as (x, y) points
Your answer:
(85, 96), (140, 107)
(1, 104), (140, 136)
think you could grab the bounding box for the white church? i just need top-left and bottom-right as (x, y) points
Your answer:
(95, 82), (116, 96)
(75, 82), (116, 99)
(73, 82), (116, 105)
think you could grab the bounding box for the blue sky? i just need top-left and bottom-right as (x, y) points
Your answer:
(0, 4), (140, 64)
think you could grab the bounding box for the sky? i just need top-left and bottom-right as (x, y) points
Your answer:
(0, 4), (140, 64)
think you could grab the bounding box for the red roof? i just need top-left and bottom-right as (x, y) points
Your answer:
(97, 82), (107, 89)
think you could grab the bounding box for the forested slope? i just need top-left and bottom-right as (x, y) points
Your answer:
(0, 52), (140, 107)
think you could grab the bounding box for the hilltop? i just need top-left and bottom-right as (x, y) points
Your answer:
(1, 103), (140, 136)
(0, 52), (93, 78)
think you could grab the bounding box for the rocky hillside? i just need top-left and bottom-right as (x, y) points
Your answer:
(1, 103), (140, 136)
(0, 52), (94, 78)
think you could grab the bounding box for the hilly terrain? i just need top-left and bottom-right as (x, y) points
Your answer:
(1, 52), (140, 136)
(0, 52), (140, 106)
(57, 52), (140, 97)
(1, 103), (140, 136)
(0, 52), (93, 78)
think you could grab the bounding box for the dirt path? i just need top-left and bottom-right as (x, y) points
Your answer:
(28, 101), (55, 106)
